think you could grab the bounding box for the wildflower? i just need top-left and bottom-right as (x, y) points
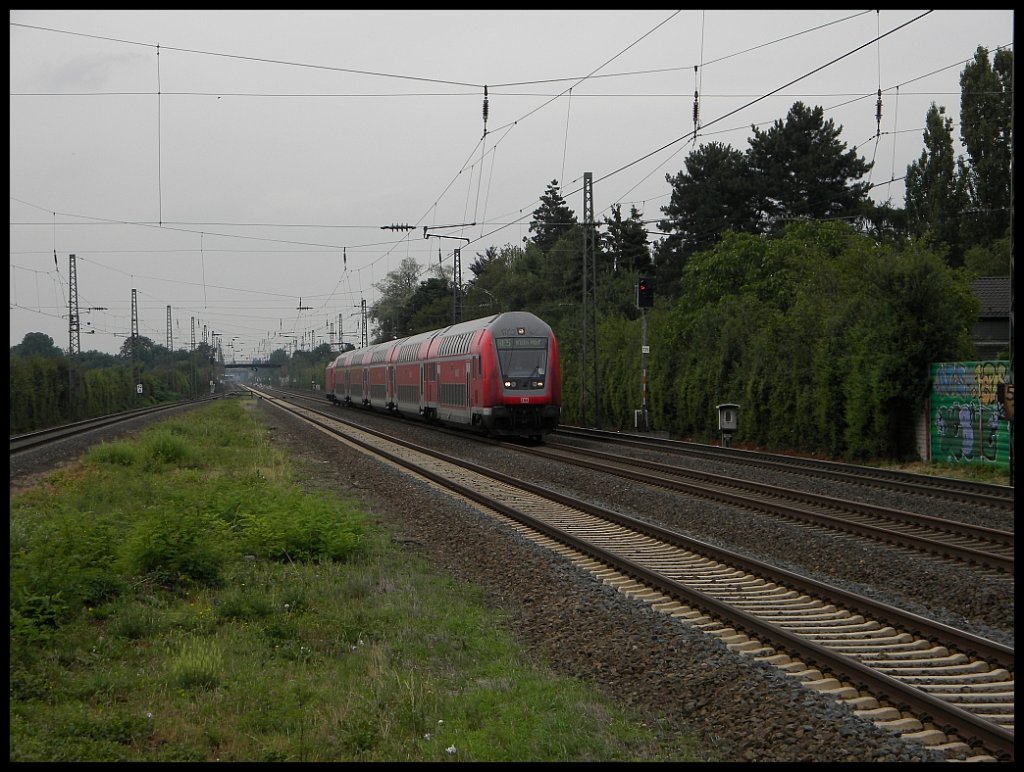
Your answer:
(437, 719), (444, 726)
(423, 733), (432, 741)
(446, 746), (457, 755)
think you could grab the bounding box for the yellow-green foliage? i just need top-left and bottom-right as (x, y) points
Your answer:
(117, 509), (235, 589)
(167, 633), (225, 690)
(86, 440), (142, 466)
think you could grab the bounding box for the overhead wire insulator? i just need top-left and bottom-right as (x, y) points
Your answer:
(482, 85), (489, 139)
(875, 88), (883, 138)
(691, 65), (700, 143)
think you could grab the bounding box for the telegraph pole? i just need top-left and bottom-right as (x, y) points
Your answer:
(360, 299), (368, 348)
(67, 254), (82, 420)
(636, 277), (654, 431)
(191, 316), (197, 398)
(424, 230), (471, 324)
(131, 289), (141, 402)
(640, 310), (649, 431)
(581, 172), (599, 426)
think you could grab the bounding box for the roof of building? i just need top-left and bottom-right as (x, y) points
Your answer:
(971, 276), (1011, 317)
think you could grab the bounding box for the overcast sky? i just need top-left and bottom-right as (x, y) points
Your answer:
(10, 9), (1015, 359)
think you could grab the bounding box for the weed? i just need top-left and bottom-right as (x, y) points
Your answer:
(143, 430), (201, 469)
(109, 604), (163, 640)
(118, 510), (234, 590)
(167, 634), (224, 691)
(86, 440), (140, 467)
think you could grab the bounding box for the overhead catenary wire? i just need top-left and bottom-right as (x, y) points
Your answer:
(9, 9), (950, 256)
(10, 10), (1006, 354)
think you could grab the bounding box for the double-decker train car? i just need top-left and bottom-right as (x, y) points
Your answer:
(326, 311), (560, 439)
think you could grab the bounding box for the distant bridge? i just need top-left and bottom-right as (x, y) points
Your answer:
(223, 362), (282, 369)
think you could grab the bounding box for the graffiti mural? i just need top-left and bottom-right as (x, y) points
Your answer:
(930, 360), (1011, 470)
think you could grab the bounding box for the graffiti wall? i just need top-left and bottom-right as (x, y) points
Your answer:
(930, 360), (1012, 470)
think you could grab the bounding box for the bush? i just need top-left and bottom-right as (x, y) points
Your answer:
(118, 510), (234, 590)
(143, 430), (202, 469)
(233, 491), (367, 564)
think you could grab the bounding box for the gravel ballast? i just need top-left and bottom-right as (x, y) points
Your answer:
(252, 400), (1011, 762)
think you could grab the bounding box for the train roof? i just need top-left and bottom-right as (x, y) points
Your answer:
(336, 311), (552, 361)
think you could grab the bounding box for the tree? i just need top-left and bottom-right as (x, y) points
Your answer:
(405, 276), (455, 331)
(656, 141), (758, 297)
(468, 245), (500, 278)
(959, 46), (1013, 247)
(661, 221), (976, 459)
(10, 332), (64, 359)
(369, 257), (424, 341)
(9, 355), (68, 433)
(659, 142), (757, 250)
(854, 199), (910, 246)
(746, 102), (872, 234)
(529, 180), (577, 254)
(463, 244), (543, 316)
(547, 223), (601, 312)
(119, 335), (159, 364)
(603, 204), (651, 274)
(79, 349), (119, 369)
(310, 342), (334, 361)
(904, 103), (969, 266)
(963, 236), (1011, 277)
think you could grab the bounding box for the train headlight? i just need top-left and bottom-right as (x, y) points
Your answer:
(532, 380), (544, 388)
(504, 380), (513, 388)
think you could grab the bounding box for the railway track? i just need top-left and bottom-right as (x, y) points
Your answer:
(270, 387), (1014, 578)
(554, 425), (1014, 513)
(513, 442), (1014, 576)
(254, 388), (1014, 762)
(9, 395), (222, 455)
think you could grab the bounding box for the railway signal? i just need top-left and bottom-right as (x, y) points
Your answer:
(637, 277), (654, 308)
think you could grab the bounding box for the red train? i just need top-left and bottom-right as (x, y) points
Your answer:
(325, 311), (561, 440)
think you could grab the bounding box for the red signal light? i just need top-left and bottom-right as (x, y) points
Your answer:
(637, 277), (654, 308)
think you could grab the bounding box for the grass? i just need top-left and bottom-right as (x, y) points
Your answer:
(9, 399), (699, 762)
(877, 458), (1012, 486)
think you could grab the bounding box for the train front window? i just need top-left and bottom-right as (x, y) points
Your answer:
(495, 337), (547, 388)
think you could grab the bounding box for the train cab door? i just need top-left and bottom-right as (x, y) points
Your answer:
(362, 368), (369, 405)
(470, 355), (481, 406)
